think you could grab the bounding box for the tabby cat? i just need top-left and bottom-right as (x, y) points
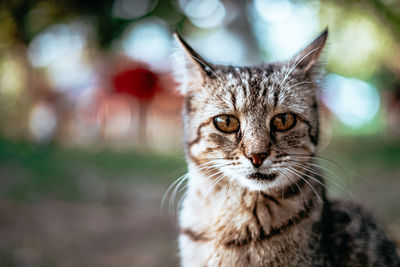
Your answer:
(172, 29), (400, 266)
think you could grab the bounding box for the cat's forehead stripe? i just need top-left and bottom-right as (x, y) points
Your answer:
(192, 64), (316, 126)
(221, 66), (285, 114)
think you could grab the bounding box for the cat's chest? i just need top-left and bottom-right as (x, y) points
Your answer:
(180, 209), (318, 267)
(179, 187), (322, 266)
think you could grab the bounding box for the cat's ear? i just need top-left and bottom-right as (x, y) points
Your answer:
(172, 32), (214, 95)
(292, 28), (328, 73)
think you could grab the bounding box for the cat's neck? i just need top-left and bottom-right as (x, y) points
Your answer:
(180, 165), (325, 247)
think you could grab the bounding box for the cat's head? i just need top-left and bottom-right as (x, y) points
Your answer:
(173, 30), (327, 192)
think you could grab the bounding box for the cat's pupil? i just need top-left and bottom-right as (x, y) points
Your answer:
(225, 116), (231, 127)
(280, 115), (287, 125)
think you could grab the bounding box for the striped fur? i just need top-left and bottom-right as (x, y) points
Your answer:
(173, 30), (400, 266)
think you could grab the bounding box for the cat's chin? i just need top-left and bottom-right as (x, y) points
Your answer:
(235, 173), (281, 192)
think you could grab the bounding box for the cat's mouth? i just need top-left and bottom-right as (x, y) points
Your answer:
(248, 172), (277, 181)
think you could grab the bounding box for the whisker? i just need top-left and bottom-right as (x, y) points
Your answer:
(161, 174), (187, 209)
(161, 173), (189, 218)
(282, 81), (312, 92)
(177, 191), (188, 212)
(288, 161), (351, 195)
(227, 178), (234, 196)
(288, 159), (349, 190)
(204, 174), (226, 198)
(281, 155), (356, 220)
(196, 160), (226, 169)
(169, 174), (189, 216)
(288, 162), (355, 222)
(287, 165), (328, 190)
(285, 47), (320, 84)
(196, 164), (226, 175)
(285, 167), (322, 203)
(280, 169), (306, 203)
(161, 157), (232, 218)
(289, 153), (349, 186)
(280, 62), (297, 89)
(300, 162), (349, 189)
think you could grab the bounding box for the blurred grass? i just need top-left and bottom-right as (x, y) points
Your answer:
(0, 138), (186, 202)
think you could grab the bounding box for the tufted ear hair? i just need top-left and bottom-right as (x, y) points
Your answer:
(172, 32), (215, 95)
(291, 28), (328, 74)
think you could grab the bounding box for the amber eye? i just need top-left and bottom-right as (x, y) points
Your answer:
(214, 115), (240, 133)
(271, 113), (296, 132)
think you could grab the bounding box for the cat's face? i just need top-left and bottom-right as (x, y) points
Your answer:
(174, 30), (327, 191)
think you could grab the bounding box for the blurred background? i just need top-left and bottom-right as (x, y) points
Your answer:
(0, 0), (399, 266)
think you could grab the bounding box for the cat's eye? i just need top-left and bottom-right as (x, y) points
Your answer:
(214, 115), (240, 133)
(271, 113), (296, 132)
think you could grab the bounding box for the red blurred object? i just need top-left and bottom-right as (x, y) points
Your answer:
(112, 68), (160, 101)
(111, 67), (162, 144)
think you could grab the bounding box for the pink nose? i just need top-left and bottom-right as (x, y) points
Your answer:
(247, 153), (268, 168)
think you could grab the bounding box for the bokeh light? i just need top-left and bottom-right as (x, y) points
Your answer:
(28, 22), (94, 91)
(323, 74), (380, 129)
(254, 0), (294, 22)
(29, 101), (58, 142)
(121, 18), (171, 71)
(178, 0), (226, 28)
(0, 56), (25, 96)
(321, 3), (394, 79)
(251, 0), (320, 60)
(187, 28), (246, 64)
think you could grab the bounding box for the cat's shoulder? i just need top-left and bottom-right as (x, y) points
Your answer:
(320, 198), (400, 266)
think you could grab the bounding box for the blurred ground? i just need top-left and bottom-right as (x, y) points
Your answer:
(0, 137), (399, 267)
(0, 139), (184, 267)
